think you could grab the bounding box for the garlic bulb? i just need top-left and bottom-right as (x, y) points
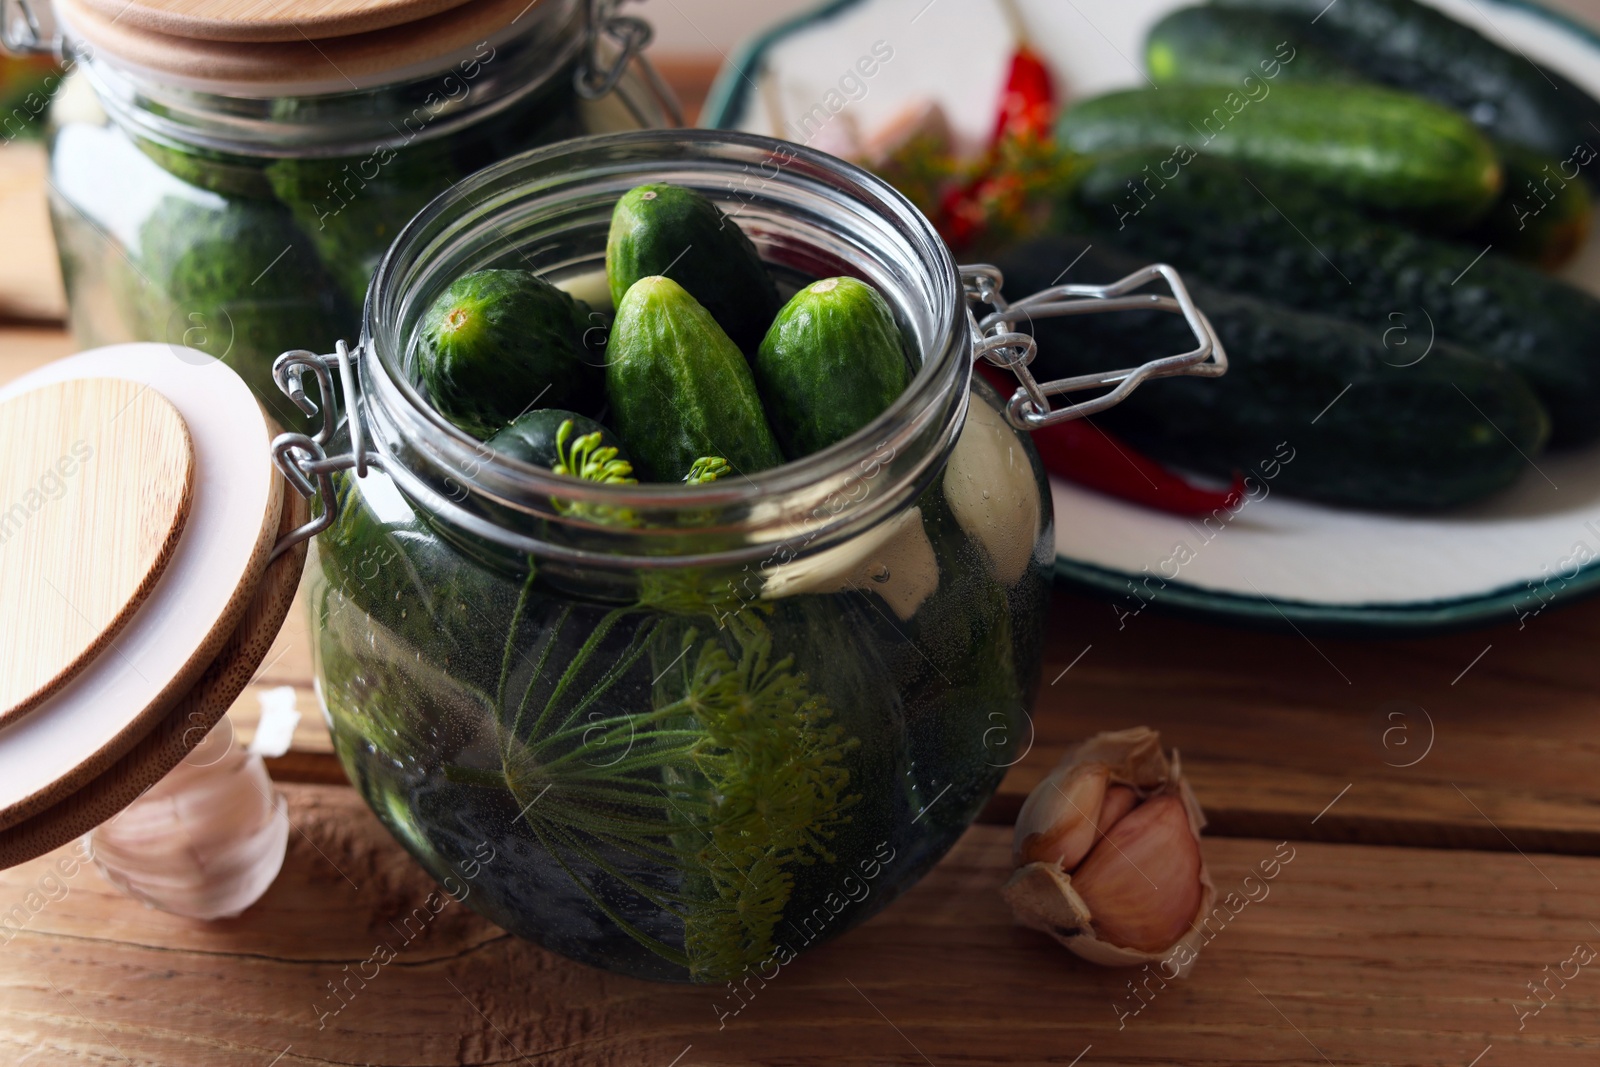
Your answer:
(1001, 727), (1213, 974)
(87, 720), (289, 920)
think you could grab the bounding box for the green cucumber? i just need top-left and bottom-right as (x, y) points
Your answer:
(1063, 152), (1600, 444)
(1145, 7), (1360, 86)
(488, 409), (625, 470)
(605, 276), (783, 481)
(996, 236), (1550, 509)
(753, 277), (910, 458)
(415, 269), (600, 440)
(1212, 0), (1600, 186)
(267, 146), (462, 310)
(1144, 7), (1594, 266)
(135, 195), (351, 433)
(606, 183), (781, 353)
(1470, 141), (1594, 270)
(1057, 84), (1502, 226)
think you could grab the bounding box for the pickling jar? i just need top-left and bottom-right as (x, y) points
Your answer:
(266, 129), (1224, 984)
(4, 0), (677, 431)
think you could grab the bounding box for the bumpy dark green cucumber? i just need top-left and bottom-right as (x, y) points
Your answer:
(1145, 7), (1360, 85)
(1058, 84), (1502, 225)
(1144, 8), (1595, 266)
(1470, 141), (1594, 269)
(1213, 0), (1600, 186)
(488, 409), (625, 470)
(135, 195), (351, 432)
(1064, 153), (1600, 443)
(415, 269), (600, 440)
(606, 183), (781, 353)
(267, 145), (462, 310)
(753, 277), (909, 458)
(996, 237), (1550, 509)
(136, 138), (278, 199)
(605, 276), (783, 481)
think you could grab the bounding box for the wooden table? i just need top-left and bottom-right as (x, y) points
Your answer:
(7, 46), (1600, 1067)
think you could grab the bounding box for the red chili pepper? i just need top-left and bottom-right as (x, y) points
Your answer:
(938, 43), (1059, 249)
(990, 45), (1055, 144)
(977, 364), (1244, 516)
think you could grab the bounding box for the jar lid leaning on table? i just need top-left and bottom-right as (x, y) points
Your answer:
(0, 342), (309, 918)
(1, 0), (680, 434)
(257, 127), (1227, 982)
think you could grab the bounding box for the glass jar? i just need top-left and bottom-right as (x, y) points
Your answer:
(269, 131), (1223, 984)
(24, 0), (675, 432)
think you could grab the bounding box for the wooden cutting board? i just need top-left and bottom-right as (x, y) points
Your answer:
(0, 378), (193, 727)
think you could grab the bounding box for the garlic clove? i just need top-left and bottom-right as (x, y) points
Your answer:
(1000, 726), (1215, 975)
(1070, 795), (1204, 953)
(1013, 761), (1110, 869)
(1097, 785), (1139, 838)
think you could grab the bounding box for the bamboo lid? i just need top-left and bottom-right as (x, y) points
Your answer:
(56, 0), (551, 89)
(72, 0), (477, 43)
(0, 379), (195, 728)
(0, 344), (298, 835)
(0, 487), (308, 870)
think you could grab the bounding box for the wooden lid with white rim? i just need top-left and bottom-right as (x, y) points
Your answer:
(72, 0), (478, 43)
(0, 343), (306, 852)
(56, 0), (548, 88)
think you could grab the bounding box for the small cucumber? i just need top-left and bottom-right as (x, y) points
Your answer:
(1213, 0), (1600, 187)
(753, 277), (909, 458)
(415, 269), (600, 440)
(1145, 7), (1361, 86)
(606, 183), (781, 353)
(605, 276), (783, 481)
(488, 409), (626, 470)
(1470, 142), (1594, 270)
(1063, 152), (1600, 444)
(1058, 84), (1502, 226)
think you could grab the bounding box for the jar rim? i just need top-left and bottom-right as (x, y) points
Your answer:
(358, 128), (974, 570)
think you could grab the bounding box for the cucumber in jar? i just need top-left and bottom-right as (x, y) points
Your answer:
(415, 269), (604, 439)
(131, 194), (352, 432)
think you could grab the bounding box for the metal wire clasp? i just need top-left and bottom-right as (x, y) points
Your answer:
(575, 0), (684, 126)
(962, 262), (1227, 431)
(1, 0), (57, 54)
(267, 341), (376, 563)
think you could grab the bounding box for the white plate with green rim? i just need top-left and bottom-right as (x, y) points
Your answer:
(705, 0), (1600, 635)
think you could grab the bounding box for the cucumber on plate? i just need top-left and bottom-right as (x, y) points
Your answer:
(996, 237), (1550, 510)
(1064, 152), (1600, 445)
(1057, 83), (1502, 227)
(1212, 0), (1600, 186)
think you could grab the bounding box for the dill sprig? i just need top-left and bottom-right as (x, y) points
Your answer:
(467, 598), (857, 982)
(550, 419), (638, 525)
(684, 456), (731, 485)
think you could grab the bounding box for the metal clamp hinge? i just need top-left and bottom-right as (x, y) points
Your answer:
(961, 262), (1228, 431)
(575, 0), (684, 126)
(1, 0), (58, 55)
(267, 341), (377, 563)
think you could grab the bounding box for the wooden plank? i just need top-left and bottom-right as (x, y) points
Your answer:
(0, 327), (74, 382)
(0, 144), (66, 324)
(0, 782), (1594, 1066)
(994, 590), (1600, 855)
